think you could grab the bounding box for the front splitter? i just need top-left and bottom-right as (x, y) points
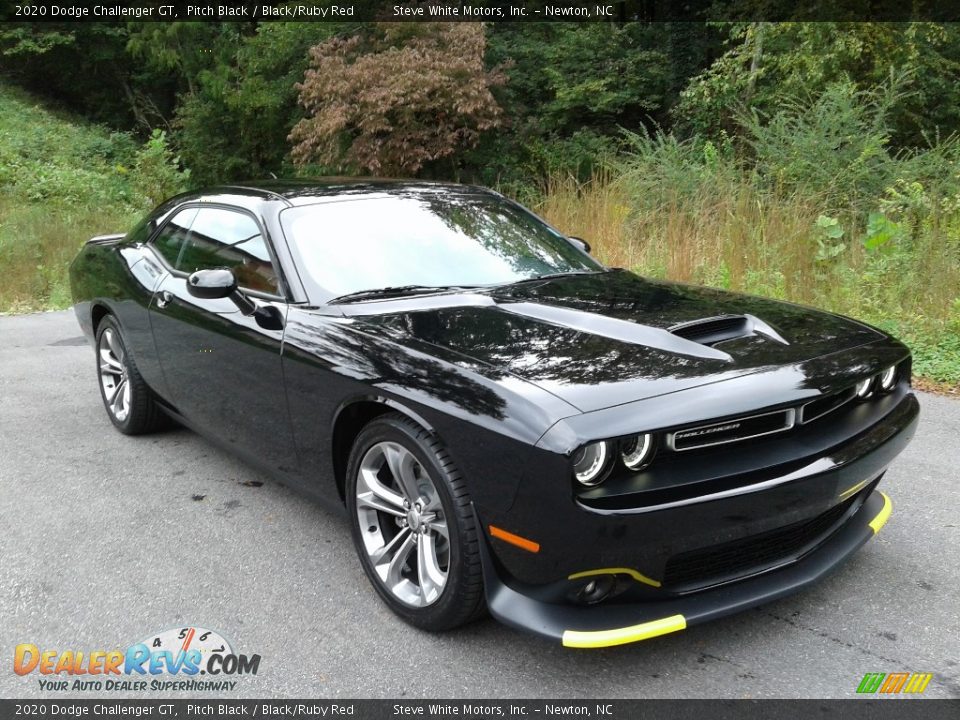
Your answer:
(478, 490), (892, 648)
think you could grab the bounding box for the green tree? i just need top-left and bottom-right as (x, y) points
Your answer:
(174, 21), (344, 184)
(126, 21), (237, 97)
(676, 22), (960, 147)
(468, 23), (687, 186)
(0, 22), (173, 131)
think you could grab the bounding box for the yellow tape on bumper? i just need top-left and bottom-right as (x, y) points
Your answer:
(868, 492), (893, 534)
(568, 567), (662, 588)
(561, 614), (686, 649)
(838, 478), (870, 501)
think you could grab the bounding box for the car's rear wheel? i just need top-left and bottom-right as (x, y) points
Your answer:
(95, 316), (166, 435)
(345, 413), (485, 631)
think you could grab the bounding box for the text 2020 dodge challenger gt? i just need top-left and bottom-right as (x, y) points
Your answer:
(70, 180), (918, 648)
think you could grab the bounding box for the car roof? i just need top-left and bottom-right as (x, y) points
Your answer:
(138, 178), (506, 247)
(200, 178), (499, 207)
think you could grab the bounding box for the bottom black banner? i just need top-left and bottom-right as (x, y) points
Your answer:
(1, 700), (958, 720)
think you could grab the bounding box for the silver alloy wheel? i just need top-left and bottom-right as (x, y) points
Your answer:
(355, 441), (450, 607)
(98, 327), (131, 423)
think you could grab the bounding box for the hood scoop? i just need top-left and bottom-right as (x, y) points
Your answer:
(669, 314), (789, 347)
(496, 301), (734, 362)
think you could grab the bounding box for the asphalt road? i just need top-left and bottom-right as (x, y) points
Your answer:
(1, 309), (958, 700)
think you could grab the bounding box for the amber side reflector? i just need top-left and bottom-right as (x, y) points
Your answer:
(489, 525), (540, 553)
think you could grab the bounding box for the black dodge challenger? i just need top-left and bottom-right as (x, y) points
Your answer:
(70, 180), (918, 648)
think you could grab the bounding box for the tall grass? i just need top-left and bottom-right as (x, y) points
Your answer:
(0, 198), (138, 312)
(535, 168), (960, 386)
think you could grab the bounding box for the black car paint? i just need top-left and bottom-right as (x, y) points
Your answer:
(70, 180), (918, 645)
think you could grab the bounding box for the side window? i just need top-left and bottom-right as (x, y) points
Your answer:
(150, 208), (199, 268)
(177, 208), (280, 295)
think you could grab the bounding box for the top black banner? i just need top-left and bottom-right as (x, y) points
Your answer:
(2, 0), (959, 23)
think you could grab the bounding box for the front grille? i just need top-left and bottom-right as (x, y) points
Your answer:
(664, 382), (859, 453)
(662, 497), (855, 589)
(668, 409), (795, 451)
(800, 387), (856, 424)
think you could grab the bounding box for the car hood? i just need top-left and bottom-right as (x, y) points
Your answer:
(346, 270), (885, 412)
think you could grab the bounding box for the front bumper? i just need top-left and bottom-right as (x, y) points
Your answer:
(473, 385), (918, 647)
(478, 387), (917, 586)
(480, 489), (892, 648)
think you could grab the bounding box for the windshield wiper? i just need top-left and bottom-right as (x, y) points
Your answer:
(331, 271), (605, 303)
(494, 270), (606, 289)
(330, 284), (480, 304)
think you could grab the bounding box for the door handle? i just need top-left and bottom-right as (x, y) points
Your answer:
(156, 291), (173, 309)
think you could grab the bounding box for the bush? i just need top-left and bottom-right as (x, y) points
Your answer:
(130, 129), (191, 208)
(290, 23), (507, 175)
(617, 128), (738, 211)
(738, 78), (905, 209)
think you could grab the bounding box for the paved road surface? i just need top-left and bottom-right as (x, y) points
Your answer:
(1, 310), (957, 699)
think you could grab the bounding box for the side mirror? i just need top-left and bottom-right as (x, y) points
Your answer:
(568, 236), (591, 254)
(187, 268), (237, 300)
(187, 268), (255, 315)
(185, 268), (282, 330)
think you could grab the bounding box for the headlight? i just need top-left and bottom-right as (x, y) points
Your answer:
(620, 433), (655, 471)
(855, 377), (874, 398)
(879, 365), (897, 391)
(572, 441), (612, 486)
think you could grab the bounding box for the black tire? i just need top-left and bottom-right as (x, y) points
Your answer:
(94, 315), (167, 435)
(345, 413), (486, 631)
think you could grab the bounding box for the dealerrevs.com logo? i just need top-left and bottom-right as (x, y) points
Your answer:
(13, 627), (261, 692)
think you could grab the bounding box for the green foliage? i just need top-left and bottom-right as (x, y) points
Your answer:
(875, 318), (960, 385)
(617, 128), (738, 210)
(537, 24), (668, 134)
(0, 26), (75, 56)
(487, 24), (672, 137)
(131, 129), (191, 207)
(174, 21), (343, 184)
(469, 130), (622, 196)
(738, 77), (905, 208)
(0, 23), (170, 130)
(0, 197), (136, 313)
(467, 23), (678, 190)
(604, 72), (960, 387)
(0, 21), (712, 189)
(676, 22), (960, 148)
(813, 215), (846, 262)
(0, 84), (187, 311)
(0, 83), (137, 207)
(863, 212), (904, 251)
(126, 21), (235, 95)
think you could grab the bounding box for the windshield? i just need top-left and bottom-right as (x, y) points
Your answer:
(280, 192), (603, 300)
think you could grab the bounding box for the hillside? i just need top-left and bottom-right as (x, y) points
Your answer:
(0, 83), (185, 311)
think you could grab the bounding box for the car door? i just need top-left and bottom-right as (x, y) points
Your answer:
(147, 204), (298, 476)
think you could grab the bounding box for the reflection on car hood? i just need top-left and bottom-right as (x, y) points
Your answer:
(349, 270), (885, 412)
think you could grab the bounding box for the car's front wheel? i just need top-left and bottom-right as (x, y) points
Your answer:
(95, 316), (166, 435)
(345, 413), (485, 631)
